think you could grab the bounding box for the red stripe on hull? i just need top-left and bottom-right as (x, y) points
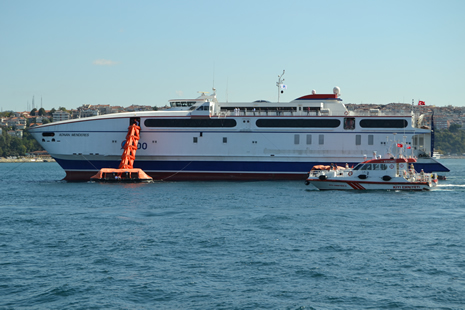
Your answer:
(64, 170), (308, 181)
(347, 182), (358, 190)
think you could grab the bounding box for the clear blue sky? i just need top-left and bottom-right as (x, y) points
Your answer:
(1, 0), (464, 112)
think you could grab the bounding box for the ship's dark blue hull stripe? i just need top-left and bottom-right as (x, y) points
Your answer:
(55, 158), (450, 173)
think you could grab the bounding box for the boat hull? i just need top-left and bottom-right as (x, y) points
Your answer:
(53, 157), (447, 181)
(90, 178), (153, 183)
(307, 179), (432, 191)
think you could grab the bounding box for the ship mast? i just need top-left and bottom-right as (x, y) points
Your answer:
(276, 70), (285, 103)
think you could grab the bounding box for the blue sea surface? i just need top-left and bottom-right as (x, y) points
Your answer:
(1, 159), (464, 309)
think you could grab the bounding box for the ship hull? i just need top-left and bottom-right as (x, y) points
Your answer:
(53, 157), (448, 181)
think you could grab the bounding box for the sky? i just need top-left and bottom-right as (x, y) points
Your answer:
(1, 0), (464, 112)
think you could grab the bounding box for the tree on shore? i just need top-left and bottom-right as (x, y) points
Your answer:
(435, 128), (465, 155)
(0, 128), (43, 157)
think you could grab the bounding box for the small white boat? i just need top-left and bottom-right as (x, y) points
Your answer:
(433, 151), (441, 159)
(305, 156), (438, 191)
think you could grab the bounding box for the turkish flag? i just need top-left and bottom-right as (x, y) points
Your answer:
(397, 143), (403, 147)
(418, 100), (425, 105)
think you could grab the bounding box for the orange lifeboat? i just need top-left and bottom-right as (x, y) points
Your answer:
(90, 168), (153, 183)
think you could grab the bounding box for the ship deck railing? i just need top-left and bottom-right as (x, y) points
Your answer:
(216, 109), (413, 118)
(218, 109), (321, 117)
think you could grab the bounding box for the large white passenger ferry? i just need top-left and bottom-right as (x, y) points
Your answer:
(29, 82), (448, 181)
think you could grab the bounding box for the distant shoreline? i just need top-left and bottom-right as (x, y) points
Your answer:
(0, 157), (55, 163)
(440, 156), (465, 159)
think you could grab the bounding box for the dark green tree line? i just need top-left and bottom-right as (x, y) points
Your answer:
(434, 125), (465, 155)
(0, 128), (43, 157)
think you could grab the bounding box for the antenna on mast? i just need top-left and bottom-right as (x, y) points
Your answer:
(276, 70), (286, 103)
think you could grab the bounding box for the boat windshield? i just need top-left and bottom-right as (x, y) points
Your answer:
(372, 163), (388, 170)
(353, 164), (363, 170)
(353, 163), (388, 171)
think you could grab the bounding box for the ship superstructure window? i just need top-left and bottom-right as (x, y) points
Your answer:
(196, 104), (210, 111)
(170, 101), (197, 107)
(319, 134), (324, 145)
(223, 137), (227, 143)
(294, 134), (300, 145)
(368, 135), (374, 145)
(359, 119), (408, 128)
(256, 119), (340, 128)
(413, 136), (421, 147)
(344, 118), (355, 130)
(193, 137), (198, 143)
(356, 135), (361, 145)
(306, 135), (312, 145)
(145, 119), (236, 127)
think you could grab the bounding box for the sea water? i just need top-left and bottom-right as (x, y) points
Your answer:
(1, 160), (464, 309)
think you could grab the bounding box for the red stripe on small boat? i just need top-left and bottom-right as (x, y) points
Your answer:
(348, 182), (365, 190)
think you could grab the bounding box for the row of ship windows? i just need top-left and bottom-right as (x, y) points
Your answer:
(39, 118), (409, 139)
(144, 118), (408, 129)
(192, 134), (416, 146)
